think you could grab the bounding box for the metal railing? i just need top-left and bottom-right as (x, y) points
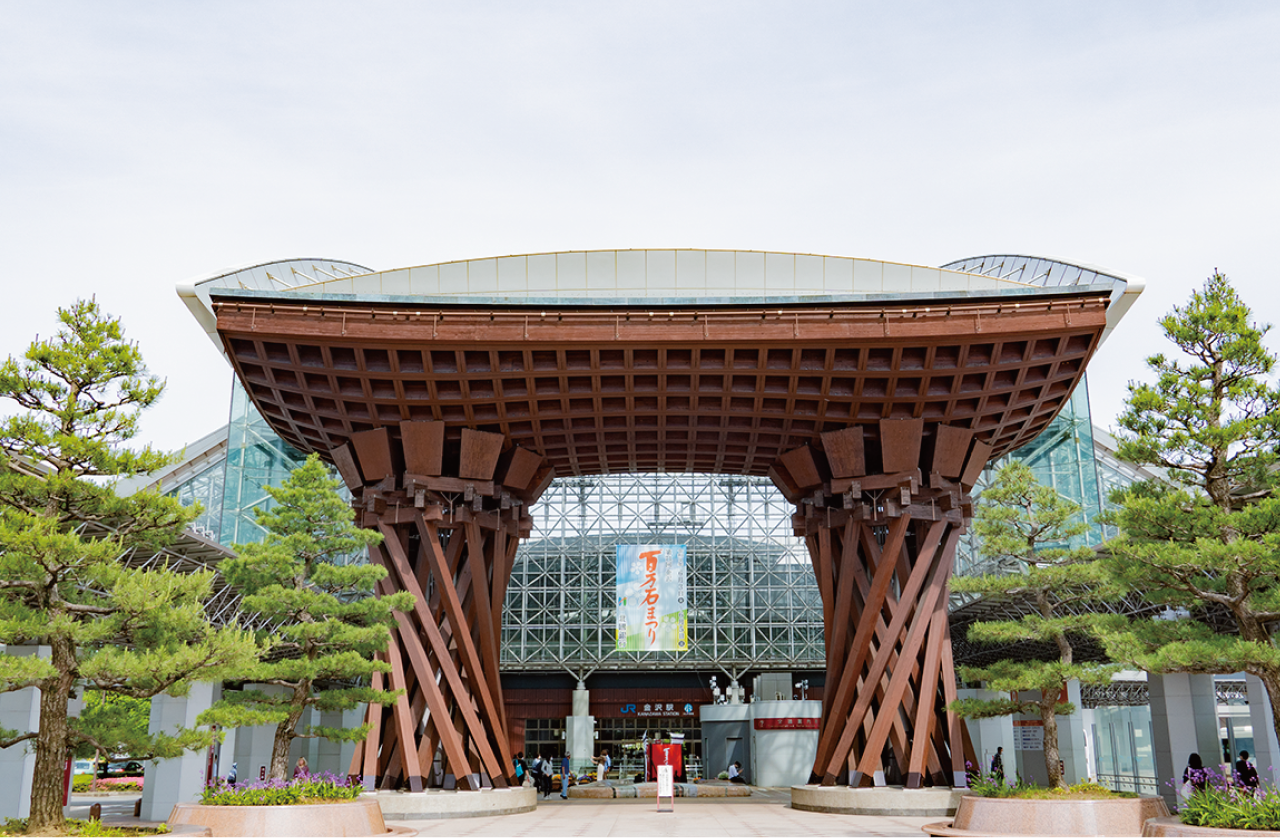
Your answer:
(1095, 773), (1161, 796)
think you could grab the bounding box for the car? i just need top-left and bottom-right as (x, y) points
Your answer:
(107, 760), (144, 775)
(72, 760), (94, 776)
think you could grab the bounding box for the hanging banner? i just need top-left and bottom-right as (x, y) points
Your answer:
(615, 544), (688, 652)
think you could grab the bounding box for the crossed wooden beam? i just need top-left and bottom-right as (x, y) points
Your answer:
(770, 419), (986, 787)
(332, 421), (553, 791)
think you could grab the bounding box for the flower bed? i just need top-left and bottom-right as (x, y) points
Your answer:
(969, 776), (1138, 801)
(0, 818), (170, 836)
(73, 776), (145, 793)
(199, 773), (361, 806)
(1173, 767), (1280, 831)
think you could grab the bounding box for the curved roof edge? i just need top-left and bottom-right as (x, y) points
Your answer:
(179, 251), (1144, 359)
(177, 259), (373, 360)
(940, 255), (1144, 347)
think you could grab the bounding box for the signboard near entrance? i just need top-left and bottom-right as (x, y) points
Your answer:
(657, 764), (674, 812)
(615, 544), (688, 652)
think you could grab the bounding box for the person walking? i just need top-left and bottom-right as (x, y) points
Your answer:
(989, 747), (1005, 783)
(1183, 753), (1208, 797)
(1237, 750), (1260, 791)
(560, 752), (571, 798)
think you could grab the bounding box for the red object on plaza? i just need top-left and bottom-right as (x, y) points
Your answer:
(646, 743), (683, 782)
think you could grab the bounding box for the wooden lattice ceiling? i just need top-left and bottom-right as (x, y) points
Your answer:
(212, 290), (1109, 476)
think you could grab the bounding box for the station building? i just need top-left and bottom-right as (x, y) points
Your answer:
(138, 251), (1264, 802)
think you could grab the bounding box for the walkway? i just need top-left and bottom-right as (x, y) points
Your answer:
(70, 790), (938, 837)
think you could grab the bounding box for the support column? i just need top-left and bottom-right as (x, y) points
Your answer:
(335, 422), (552, 791)
(958, 688), (1015, 784)
(231, 683), (288, 784)
(1246, 676), (1279, 786)
(770, 420), (989, 788)
(140, 682), (218, 822)
(0, 647), (47, 819)
(565, 683), (595, 776)
(1150, 674), (1220, 809)
(314, 708), (363, 778)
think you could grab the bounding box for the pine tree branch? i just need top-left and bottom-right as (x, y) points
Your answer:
(0, 732), (37, 749)
(0, 680), (48, 695)
(62, 602), (117, 616)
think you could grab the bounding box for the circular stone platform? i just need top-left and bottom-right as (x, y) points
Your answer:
(791, 785), (966, 817)
(568, 781), (750, 798)
(369, 786), (537, 820)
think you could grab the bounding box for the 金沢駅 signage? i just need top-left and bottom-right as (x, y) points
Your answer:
(616, 544), (688, 652)
(617, 702), (696, 718)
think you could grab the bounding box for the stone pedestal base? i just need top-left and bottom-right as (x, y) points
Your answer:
(370, 787), (536, 819)
(168, 798), (406, 837)
(791, 785), (966, 817)
(1143, 816), (1280, 836)
(923, 794), (1171, 837)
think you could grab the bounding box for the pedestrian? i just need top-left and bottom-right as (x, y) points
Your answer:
(531, 753), (544, 794)
(1183, 753), (1208, 797)
(540, 752), (553, 797)
(293, 756), (309, 779)
(514, 751), (527, 785)
(728, 761), (746, 784)
(989, 747), (1005, 783)
(1237, 750), (1260, 791)
(560, 752), (571, 799)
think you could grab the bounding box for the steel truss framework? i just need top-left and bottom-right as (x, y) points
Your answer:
(504, 474), (820, 671)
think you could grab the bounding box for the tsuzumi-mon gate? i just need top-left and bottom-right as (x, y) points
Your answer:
(182, 249), (1139, 813)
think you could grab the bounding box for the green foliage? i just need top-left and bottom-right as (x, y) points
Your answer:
(204, 455), (412, 778)
(198, 776), (362, 806)
(0, 300), (259, 831)
(0, 818), (169, 836)
(1100, 274), (1280, 748)
(949, 462), (1122, 788)
(72, 693), (150, 760)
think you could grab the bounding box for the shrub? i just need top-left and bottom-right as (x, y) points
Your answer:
(966, 764), (1133, 800)
(1179, 768), (1280, 830)
(199, 773), (361, 806)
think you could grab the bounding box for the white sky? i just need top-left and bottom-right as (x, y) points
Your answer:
(2, 1), (1277, 454)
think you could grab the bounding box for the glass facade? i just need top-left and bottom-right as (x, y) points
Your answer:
(956, 379), (1107, 578)
(168, 459), (226, 541)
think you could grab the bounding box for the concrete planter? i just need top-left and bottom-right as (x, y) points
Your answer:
(791, 785), (965, 817)
(1143, 816), (1280, 836)
(924, 793), (1171, 837)
(168, 798), (400, 837)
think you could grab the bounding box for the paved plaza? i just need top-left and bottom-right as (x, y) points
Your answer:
(70, 790), (938, 837)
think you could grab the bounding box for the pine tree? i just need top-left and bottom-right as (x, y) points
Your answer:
(1101, 273), (1280, 757)
(208, 454), (413, 781)
(949, 461), (1123, 788)
(0, 300), (258, 834)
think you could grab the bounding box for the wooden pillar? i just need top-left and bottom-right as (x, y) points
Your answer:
(771, 420), (988, 788)
(332, 421), (553, 790)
